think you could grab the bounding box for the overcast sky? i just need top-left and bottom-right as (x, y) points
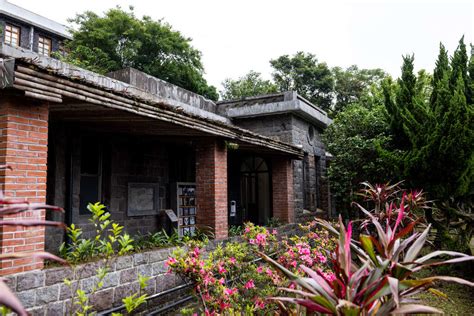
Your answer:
(9, 0), (474, 90)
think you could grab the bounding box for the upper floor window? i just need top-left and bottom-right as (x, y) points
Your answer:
(38, 36), (52, 56)
(4, 24), (20, 47)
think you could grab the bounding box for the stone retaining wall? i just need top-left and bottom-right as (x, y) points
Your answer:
(5, 224), (302, 315)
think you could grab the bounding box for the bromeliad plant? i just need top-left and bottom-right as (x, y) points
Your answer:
(263, 196), (474, 315)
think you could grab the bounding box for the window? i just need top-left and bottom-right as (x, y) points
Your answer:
(4, 24), (20, 47)
(79, 138), (102, 214)
(38, 36), (52, 56)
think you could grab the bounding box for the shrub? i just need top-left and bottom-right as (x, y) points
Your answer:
(262, 192), (474, 315)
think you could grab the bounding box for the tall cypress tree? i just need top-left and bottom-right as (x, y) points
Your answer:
(383, 37), (473, 200)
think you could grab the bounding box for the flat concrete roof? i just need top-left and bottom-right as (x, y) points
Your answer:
(0, 0), (71, 39)
(217, 91), (332, 128)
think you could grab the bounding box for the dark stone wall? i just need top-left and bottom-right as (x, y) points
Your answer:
(0, 14), (64, 53)
(46, 126), (194, 253)
(0, 16), (32, 49)
(232, 114), (329, 223)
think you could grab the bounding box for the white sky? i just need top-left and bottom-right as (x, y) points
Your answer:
(9, 0), (474, 90)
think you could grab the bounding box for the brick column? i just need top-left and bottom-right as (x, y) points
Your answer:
(272, 156), (294, 223)
(0, 97), (49, 275)
(195, 139), (228, 239)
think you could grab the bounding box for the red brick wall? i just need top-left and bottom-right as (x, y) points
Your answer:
(195, 140), (228, 239)
(272, 157), (294, 223)
(0, 97), (49, 275)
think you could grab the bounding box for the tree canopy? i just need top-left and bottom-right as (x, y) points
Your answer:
(270, 52), (334, 111)
(332, 66), (387, 113)
(220, 71), (277, 100)
(382, 38), (473, 200)
(63, 7), (218, 100)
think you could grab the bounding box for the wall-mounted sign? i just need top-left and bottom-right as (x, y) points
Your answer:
(164, 209), (178, 222)
(127, 183), (160, 216)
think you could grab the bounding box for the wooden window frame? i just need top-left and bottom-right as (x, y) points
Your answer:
(38, 35), (52, 56)
(4, 24), (20, 47)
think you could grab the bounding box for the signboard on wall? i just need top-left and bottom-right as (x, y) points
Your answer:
(127, 183), (160, 216)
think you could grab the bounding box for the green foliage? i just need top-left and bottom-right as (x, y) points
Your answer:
(322, 102), (396, 214)
(270, 51), (334, 111)
(263, 186), (474, 315)
(383, 38), (473, 200)
(60, 202), (134, 263)
(332, 65), (387, 113)
(62, 7), (218, 100)
(220, 70), (278, 100)
(228, 225), (243, 237)
(61, 202), (140, 315)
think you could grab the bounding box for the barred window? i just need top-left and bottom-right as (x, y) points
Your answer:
(38, 36), (52, 56)
(4, 24), (20, 47)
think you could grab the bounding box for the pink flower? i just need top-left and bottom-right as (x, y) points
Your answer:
(218, 277), (225, 285)
(272, 229), (278, 235)
(165, 257), (177, 266)
(256, 266), (263, 273)
(254, 298), (266, 309)
(249, 239), (255, 244)
(218, 265), (227, 274)
(193, 247), (200, 257)
(290, 260), (297, 267)
(244, 279), (255, 289)
(229, 257), (236, 265)
(266, 268), (273, 276)
(224, 287), (237, 296)
(244, 226), (251, 233)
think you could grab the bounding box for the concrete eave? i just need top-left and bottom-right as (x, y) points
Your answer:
(0, 44), (303, 157)
(0, 44), (230, 124)
(224, 99), (333, 129)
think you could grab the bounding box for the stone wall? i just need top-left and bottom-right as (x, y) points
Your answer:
(233, 114), (329, 222)
(4, 248), (184, 316)
(5, 224), (302, 315)
(45, 127), (195, 253)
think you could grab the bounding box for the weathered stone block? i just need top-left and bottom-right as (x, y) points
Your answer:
(113, 282), (139, 305)
(119, 268), (137, 284)
(151, 261), (167, 275)
(89, 288), (114, 311)
(133, 252), (148, 265)
(114, 255), (133, 271)
(75, 261), (101, 279)
(27, 306), (45, 316)
(17, 271), (45, 291)
(46, 301), (64, 316)
(137, 264), (152, 277)
(36, 285), (59, 305)
(148, 249), (167, 263)
(80, 276), (99, 294)
(16, 289), (36, 308)
(45, 267), (73, 286)
(59, 281), (77, 300)
(102, 272), (119, 288)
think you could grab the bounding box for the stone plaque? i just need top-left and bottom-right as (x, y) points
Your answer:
(127, 183), (159, 216)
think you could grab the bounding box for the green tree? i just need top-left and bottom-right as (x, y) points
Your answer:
(383, 37), (473, 201)
(332, 65), (387, 113)
(63, 7), (218, 100)
(220, 71), (278, 100)
(323, 88), (396, 216)
(270, 52), (334, 111)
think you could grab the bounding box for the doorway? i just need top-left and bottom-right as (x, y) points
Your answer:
(240, 156), (271, 225)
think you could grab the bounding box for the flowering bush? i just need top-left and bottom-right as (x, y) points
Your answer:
(166, 238), (281, 314)
(278, 222), (337, 280)
(241, 222), (277, 251)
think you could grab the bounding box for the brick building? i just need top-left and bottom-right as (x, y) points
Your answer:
(0, 4), (332, 276)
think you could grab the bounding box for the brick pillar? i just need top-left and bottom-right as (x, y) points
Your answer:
(195, 140), (228, 239)
(272, 156), (294, 223)
(0, 97), (49, 275)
